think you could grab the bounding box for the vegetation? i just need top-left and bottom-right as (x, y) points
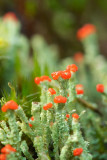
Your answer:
(0, 12), (107, 160)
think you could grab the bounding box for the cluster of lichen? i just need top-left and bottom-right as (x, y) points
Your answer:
(0, 64), (93, 160)
(0, 13), (107, 160)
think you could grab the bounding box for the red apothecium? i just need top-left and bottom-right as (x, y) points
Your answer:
(66, 64), (78, 73)
(3, 12), (18, 22)
(34, 76), (51, 85)
(43, 103), (53, 110)
(66, 114), (70, 118)
(1, 100), (18, 112)
(29, 116), (34, 127)
(77, 24), (96, 40)
(96, 84), (104, 93)
(54, 95), (67, 103)
(31, 116), (34, 121)
(51, 71), (62, 80)
(72, 113), (79, 119)
(48, 88), (56, 95)
(74, 52), (83, 63)
(0, 154), (6, 160)
(61, 70), (71, 79)
(73, 148), (83, 156)
(34, 77), (41, 85)
(1, 144), (16, 154)
(29, 123), (33, 127)
(41, 76), (51, 82)
(76, 84), (84, 95)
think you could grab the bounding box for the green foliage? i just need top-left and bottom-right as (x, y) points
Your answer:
(0, 74), (92, 160)
(0, 13), (107, 160)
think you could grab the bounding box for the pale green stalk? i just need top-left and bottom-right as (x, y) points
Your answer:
(20, 141), (34, 160)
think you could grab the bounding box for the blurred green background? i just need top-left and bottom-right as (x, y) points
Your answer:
(0, 0), (107, 58)
(0, 1), (107, 159)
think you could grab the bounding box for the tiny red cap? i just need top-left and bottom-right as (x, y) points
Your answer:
(73, 148), (83, 156)
(76, 84), (84, 95)
(54, 95), (67, 103)
(66, 114), (70, 118)
(77, 24), (96, 40)
(72, 113), (79, 119)
(48, 88), (56, 95)
(1, 100), (18, 112)
(96, 84), (104, 93)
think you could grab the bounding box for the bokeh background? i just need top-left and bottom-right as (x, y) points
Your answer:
(1, 0), (107, 58)
(0, 1), (107, 159)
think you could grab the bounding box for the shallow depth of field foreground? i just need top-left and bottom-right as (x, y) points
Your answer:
(0, 4), (107, 160)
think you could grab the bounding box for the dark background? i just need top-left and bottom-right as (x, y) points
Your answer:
(0, 0), (107, 58)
